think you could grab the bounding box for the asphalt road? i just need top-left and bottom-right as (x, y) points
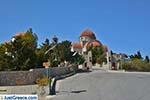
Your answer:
(48, 68), (150, 100)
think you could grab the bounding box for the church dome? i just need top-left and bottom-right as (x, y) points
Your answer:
(80, 29), (96, 39)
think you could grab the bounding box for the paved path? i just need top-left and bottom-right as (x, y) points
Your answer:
(46, 68), (150, 100)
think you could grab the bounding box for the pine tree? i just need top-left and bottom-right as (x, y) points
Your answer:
(0, 28), (38, 71)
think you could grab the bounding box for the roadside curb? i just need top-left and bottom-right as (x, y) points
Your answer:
(107, 70), (125, 73)
(107, 70), (150, 74)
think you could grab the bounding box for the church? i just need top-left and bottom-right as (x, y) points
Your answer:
(71, 29), (109, 70)
(71, 29), (108, 53)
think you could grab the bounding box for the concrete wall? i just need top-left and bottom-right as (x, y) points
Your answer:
(0, 65), (78, 86)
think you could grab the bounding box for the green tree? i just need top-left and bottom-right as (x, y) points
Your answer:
(144, 55), (149, 63)
(137, 51), (142, 59)
(12, 28), (38, 70)
(96, 53), (107, 66)
(0, 43), (14, 71)
(36, 38), (52, 68)
(56, 40), (84, 65)
(57, 40), (74, 62)
(130, 51), (143, 60)
(42, 38), (50, 46)
(0, 28), (38, 71)
(36, 40), (76, 67)
(87, 45), (106, 65)
(48, 40), (85, 66)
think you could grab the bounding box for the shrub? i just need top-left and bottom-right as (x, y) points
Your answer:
(36, 76), (51, 86)
(122, 59), (150, 72)
(122, 61), (132, 71)
(69, 66), (74, 72)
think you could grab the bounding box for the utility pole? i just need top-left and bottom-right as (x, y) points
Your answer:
(44, 35), (58, 95)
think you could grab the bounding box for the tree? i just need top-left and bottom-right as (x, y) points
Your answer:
(144, 56), (149, 63)
(137, 51), (142, 59)
(87, 45), (106, 65)
(12, 28), (38, 70)
(96, 53), (107, 66)
(36, 38), (52, 68)
(56, 40), (84, 65)
(0, 28), (38, 71)
(57, 40), (74, 62)
(0, 43), (14, 71)
(36, 39), (85, 67)
(130, 51), (143, 60)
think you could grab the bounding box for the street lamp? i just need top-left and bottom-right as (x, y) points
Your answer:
(11, 37), (16, 42)
(44, 35), (58, 95)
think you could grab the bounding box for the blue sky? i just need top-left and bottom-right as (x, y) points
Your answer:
(0, 0), (150, 57)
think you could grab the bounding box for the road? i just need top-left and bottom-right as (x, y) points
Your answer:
(47, 68), (150, 100)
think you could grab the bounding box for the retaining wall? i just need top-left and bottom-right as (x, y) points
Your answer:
(0, 65), (78, 86)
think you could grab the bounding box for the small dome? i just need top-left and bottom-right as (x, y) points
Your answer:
(80, 29), (96, 39)
(15, 32), (25, 37)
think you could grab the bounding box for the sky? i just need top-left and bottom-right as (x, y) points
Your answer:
(0, 0), (150, 57)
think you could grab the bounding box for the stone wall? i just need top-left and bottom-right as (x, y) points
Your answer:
(0, 65), (78, 86)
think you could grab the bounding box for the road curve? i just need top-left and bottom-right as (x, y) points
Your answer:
(48, 68), (150, 100)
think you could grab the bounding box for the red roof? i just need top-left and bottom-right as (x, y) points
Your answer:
(72, 43), (82, 49)
(80, 29), (96, 39)
(84, 40), (102, 47)
(4, 41), (11, 44)
(102, 45), (108, 52)
(91, 41), (101, 47)
(15, 32), (25, 37)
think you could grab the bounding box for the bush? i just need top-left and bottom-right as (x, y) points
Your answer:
(122, 59), (150, 72)
(69, 66), (74, 72)
(36, 76), (51, 86)
(122, 61), (132, 71)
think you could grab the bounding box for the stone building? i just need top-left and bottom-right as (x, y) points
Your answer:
(107, 51), (128, 70)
